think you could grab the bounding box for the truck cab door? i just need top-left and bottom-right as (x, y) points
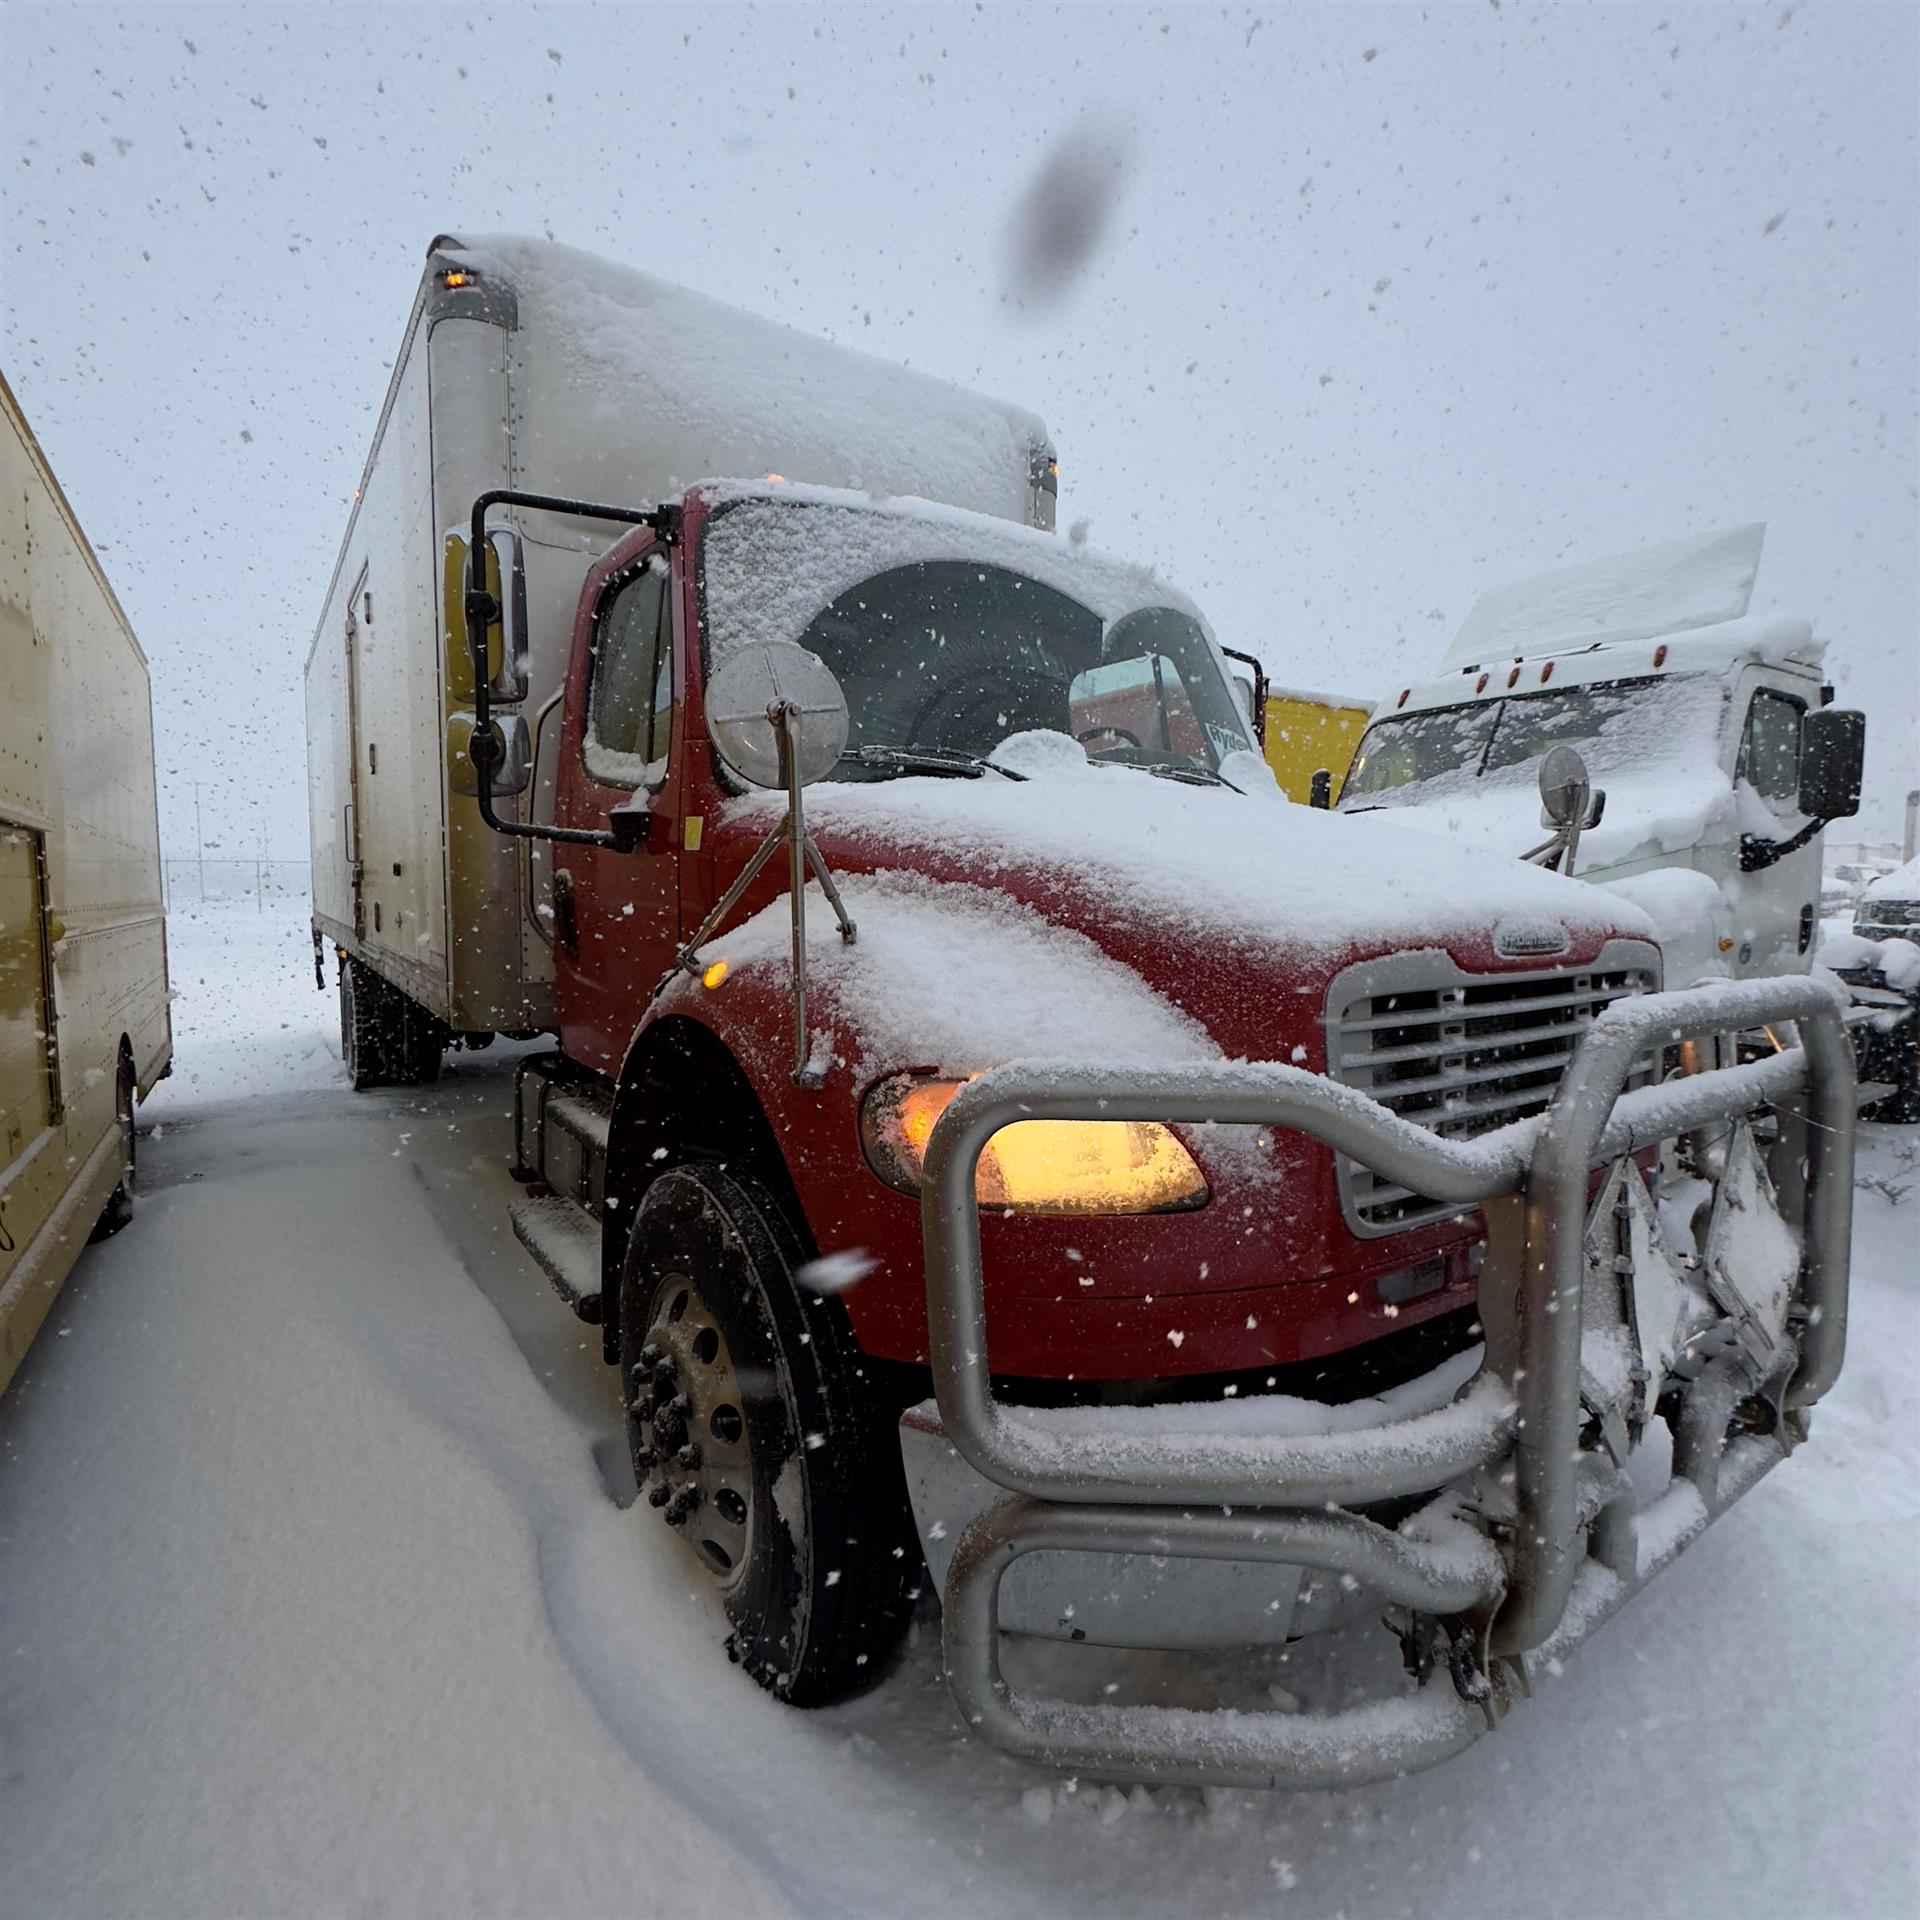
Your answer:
(552, 547), (683, 1075)
(1726, 675), (1820, 974)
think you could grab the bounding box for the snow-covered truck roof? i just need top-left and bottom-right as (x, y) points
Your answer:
(1441, 523), (1775, 669)
(1384, 525), (1824, 723)
(439, 234), (1053, 526)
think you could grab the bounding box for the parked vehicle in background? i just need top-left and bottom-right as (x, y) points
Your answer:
(306, 240), (1859, 1790)
(1256, 682), (1371, 804)
(1338, 525), (1866, 994)
(1831, 852), (1920, 1121)
(0, 372), (171, 1394)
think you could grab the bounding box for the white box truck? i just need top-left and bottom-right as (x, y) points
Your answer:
(304, 234), (1056, 1081)
(0, 371), (171, 1393)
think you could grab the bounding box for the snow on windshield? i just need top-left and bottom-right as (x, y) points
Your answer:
(1346, 675), (1728, 805)
(700, 489), (1252, 775)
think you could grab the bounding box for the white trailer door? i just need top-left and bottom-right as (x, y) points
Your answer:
(343, 567), (370, 940)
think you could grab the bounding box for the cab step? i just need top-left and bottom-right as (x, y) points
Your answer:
(510, 1193), (604, 1324)
(512, 1054), (614, 1216)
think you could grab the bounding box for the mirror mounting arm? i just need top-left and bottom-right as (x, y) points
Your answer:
(1220, 647), (1268, 747)
(1740, 816), (1824, 874)
(463, 487), (674, 852)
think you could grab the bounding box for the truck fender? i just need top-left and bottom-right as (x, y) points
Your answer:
(600, 1011), (812, 1362)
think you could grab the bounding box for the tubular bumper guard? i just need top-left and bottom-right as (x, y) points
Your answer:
(919, 979), (1855, 1789)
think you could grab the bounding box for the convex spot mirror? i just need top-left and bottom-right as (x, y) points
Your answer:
(1798, 708), (1865, 822)
(706, 641), (850, 790)
(450, 711), (532, 798)
(1537, 745), (1592, 828)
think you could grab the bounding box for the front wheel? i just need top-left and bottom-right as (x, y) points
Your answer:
(619, 1165), (921, 1705)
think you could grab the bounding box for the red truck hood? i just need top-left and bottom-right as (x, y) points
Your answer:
(719, 744), (1655, 1072)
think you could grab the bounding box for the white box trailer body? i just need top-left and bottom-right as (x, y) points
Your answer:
(305, 234), (1055, 1038)
(0, 372), (171, 1393)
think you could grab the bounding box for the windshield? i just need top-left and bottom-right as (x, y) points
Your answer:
(700, 495), (1252, 780)
(1343, 674), (1726, 806)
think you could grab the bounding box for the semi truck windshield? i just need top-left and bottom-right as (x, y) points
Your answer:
(701, 498), (1252, 780)
(1344, 674), (1723, 804)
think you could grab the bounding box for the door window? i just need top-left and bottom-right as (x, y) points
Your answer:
(585, 561), (672, 788)
(1736, 689), (1804, 807)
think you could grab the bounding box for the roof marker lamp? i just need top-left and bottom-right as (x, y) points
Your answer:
(860, 1075), (1209, 1215)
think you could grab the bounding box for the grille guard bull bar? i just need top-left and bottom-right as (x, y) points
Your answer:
(918, 977), (1855, 1789)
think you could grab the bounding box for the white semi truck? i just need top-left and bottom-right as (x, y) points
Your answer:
(0, 372), (171, 1394)
(1338, 524), (1867, 996)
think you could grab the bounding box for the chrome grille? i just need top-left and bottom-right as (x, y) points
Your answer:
(1326, 950), (1658, 1233)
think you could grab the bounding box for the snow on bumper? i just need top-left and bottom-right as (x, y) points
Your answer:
(914, 976), (1856, 1789)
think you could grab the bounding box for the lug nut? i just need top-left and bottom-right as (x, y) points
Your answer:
(634, 1446), (657, 1471)
(639, 1343), (663, 1369)
(675, 1443), (701, 1470)
(646, 1482), (671, 1509)
(664, 1485), (701, 1526)
(652, 1357), (679, 1390)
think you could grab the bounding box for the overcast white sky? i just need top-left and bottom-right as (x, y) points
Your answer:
(4, 0), (1915, 857)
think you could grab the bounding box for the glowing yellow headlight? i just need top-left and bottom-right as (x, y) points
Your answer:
(859, 1076), (1208, 1215)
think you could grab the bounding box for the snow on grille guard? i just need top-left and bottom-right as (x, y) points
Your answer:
(918, 977), (1855, 1789)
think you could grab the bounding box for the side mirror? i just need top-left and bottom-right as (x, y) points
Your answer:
(1537, 745), (1592, 829)
(705, 640), (851, 789)
(449, 711), (532, 798)
(1798, 708), (1865, 822)
(448, 527), (530, 702)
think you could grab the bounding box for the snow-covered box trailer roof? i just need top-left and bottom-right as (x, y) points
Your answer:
(305, 235), (1056, 1037)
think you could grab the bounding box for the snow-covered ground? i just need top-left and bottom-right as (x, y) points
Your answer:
(1, 898), (1916, 1918)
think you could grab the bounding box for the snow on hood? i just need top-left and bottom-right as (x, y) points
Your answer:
(686, 868), (1221, 1079)
(1443, 523), (1767, 668)
(730, 733), (1648, 967)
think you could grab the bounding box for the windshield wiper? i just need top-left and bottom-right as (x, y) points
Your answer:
(1113, 759), (1244, 794)
(838, 745), (1027, 782)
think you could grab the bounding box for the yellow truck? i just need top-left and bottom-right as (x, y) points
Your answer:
(1260, 683), (1372, 803)
(0, 372), (171, 1394)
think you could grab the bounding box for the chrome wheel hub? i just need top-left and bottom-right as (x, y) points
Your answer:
(634, 1271), (754, 1587)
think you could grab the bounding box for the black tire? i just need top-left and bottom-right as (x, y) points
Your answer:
(397, 995), (445, 1085)
(89, 1048), (136, 1241)
(341, 957), (445, 1089)
(619, 1164), (921, 1706)
(340, 956), (392, 1090)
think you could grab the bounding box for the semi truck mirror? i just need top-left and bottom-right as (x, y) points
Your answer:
(486, 527), (531, 704)
(448, 711), (533, 798)
(1798, 708), (1865, 822)
(680, 641), (858, 1087)
(705, 641), (851, 789)
(1538, 745), (1591, 828)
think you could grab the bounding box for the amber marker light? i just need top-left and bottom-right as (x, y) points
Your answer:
(702, 959), (730, 990)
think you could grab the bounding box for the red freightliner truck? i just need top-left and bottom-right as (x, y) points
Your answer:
(306, 236), (1856, 1788)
